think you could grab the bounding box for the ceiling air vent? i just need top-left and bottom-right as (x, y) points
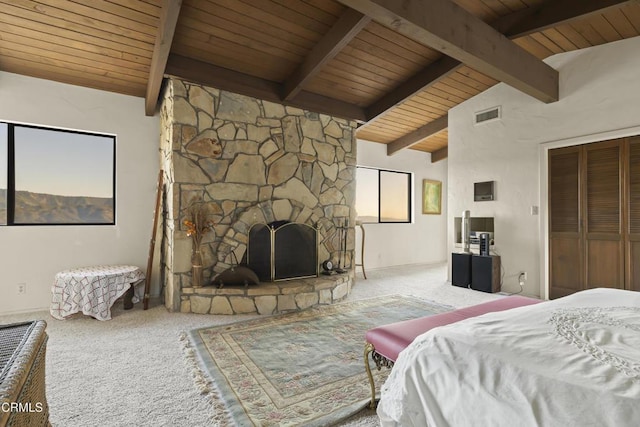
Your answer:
(474, 106), (501, 125)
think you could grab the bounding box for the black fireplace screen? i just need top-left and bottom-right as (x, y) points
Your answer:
(247, 221), (318, 281)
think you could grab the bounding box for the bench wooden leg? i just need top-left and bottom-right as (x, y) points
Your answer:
(364, 342), (377, 409)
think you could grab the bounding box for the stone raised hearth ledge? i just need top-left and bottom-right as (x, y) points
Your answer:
(182, 273), (353, 315)
(160, 78), (357, 314)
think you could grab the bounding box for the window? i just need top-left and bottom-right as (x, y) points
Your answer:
(355, 166), (411, 223)
(0, 122), (115, 225)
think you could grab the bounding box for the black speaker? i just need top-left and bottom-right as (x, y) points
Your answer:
(452, 253), (472, 288)
(471, 255), (501, 293)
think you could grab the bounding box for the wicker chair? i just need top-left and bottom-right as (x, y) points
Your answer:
(0, 321), (50, 427)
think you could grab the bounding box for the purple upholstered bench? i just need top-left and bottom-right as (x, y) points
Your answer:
(364, 295), (541, 408)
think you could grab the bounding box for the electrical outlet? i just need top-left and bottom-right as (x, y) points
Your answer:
(17, 283), (27, 295)
(518, 272), (527, 285)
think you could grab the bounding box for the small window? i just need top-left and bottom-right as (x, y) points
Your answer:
(356, 166), (412, 224)
(1, 122), (115, 225)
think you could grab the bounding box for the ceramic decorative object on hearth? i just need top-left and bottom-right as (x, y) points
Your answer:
(183, 198), (214, 288)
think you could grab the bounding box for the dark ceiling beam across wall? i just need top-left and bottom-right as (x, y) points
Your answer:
(365, 56), (460, 122)
(165, 55), (367, 123)
(145, 0), (182, 116)
(386, 114), (448, 156)
(366, 0), (637, 125)
(431, 146), (448, 163)
(336, 0), (559, 105)
(282, 9), (370, 101)
(364, 0), (630, 155)
(494, 0), (634, 39)
(363, 0), (629, 126)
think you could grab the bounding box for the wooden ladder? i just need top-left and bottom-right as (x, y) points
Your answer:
(144, 170), (164, 310)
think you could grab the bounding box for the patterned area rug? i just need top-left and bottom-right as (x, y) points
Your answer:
(185, 295), (452, 426)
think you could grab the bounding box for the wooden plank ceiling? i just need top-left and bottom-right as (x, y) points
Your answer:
(1, 0), (639, 160)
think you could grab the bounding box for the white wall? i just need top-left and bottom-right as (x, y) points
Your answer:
(356, 139), (448, 270)
(0, 72), (160, 314)
(448, 35), (640, 298)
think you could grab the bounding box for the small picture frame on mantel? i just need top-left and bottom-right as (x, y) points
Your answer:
(422, 179), (442, 215)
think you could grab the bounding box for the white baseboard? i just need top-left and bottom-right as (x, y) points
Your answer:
(356, 260), (447, 274)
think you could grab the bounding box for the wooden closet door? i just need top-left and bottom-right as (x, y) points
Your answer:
(627, 137), (640, 291)
(583, 140), (625, 290)
(549, 146), (582, 299)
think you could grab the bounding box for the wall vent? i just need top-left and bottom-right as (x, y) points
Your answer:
(474, 106), (501, 125)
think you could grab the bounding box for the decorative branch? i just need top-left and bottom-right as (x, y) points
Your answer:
(182, 198), (214, 251)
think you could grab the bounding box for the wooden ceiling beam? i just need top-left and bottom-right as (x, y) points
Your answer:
(145, 0), (182, 116)
(282, 9), (370, 101)
(364, 0), (628, 125)
(430, 146), (448, 163)
(337, 0), (558, 105)
(362, 0), (627, 154)
(494, 0), (634, 39)
(386, 114), (448, 155)
(166, 55), (276, 102)
(165, 54), (367, 123)
(365, 56), (460, 122)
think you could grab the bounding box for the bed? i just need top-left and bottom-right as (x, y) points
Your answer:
(377, 288), (640, 426)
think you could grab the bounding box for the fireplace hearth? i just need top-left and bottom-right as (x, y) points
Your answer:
(247, 221), (318, 281)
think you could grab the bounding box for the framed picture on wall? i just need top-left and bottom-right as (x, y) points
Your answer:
(422, 179), (442, 215)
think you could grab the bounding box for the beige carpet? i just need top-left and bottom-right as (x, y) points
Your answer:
(0, 262), (500, 426)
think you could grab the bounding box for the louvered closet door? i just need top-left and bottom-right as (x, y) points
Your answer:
(583, 140), (625, 290)
(627, 137), (640, 291)
(549, 146), (583, 299)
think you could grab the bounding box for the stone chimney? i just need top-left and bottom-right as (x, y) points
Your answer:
(159, 78), (357, 312)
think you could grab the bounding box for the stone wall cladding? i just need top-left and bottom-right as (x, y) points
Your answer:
(160, 78), (357, 313)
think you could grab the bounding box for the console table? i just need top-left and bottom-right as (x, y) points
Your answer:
(50, 265), (145, 321)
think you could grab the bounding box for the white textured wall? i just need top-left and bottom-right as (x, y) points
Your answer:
(356, 139), (448, 270)
(448, 35), (640, 298)
(0, 72), (160, 314)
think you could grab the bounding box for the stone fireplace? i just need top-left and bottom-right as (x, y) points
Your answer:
(159, 78), (356, 314)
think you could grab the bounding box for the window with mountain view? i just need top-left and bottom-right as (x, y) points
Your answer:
(355, 166), (412, 224)
(1, 122), (115, 225)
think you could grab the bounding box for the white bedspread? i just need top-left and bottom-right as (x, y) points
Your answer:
(377, 288), (640, 427)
